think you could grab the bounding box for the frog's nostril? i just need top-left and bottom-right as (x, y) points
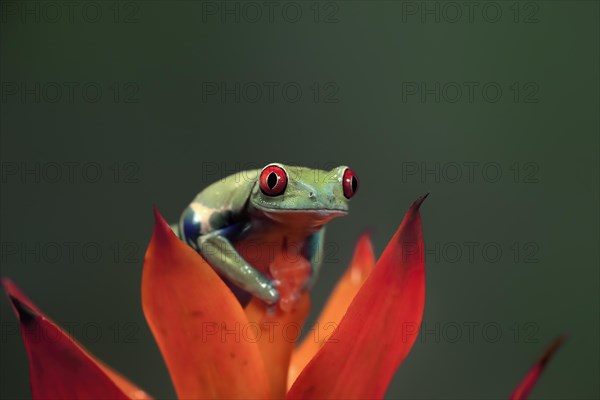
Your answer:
(308, 191), (315, 199)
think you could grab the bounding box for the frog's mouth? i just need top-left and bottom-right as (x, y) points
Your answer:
(262, 207), (347, 214)
(254, 205), (348, 216)
(253, 205), (348, 226)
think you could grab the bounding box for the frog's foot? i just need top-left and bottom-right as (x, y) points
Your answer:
(269, 250), (312, 312)
(197, 234), (280, 305)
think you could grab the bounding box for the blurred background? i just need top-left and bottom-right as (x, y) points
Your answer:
(1, 1), (598, 399)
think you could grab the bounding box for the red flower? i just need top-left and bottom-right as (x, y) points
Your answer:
(2, 195), (564, 399)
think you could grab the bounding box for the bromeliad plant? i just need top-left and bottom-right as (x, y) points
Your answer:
(3, 196), (564, 399)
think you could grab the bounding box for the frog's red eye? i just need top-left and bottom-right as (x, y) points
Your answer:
(342, 168), (359, 199)
(260, 165), (287, 196)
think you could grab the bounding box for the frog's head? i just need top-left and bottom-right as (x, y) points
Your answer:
(249, 163), (358, 227)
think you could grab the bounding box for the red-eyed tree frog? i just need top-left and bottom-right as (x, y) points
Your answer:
(171, 163), (359, 308)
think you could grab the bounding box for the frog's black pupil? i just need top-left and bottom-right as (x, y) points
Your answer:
(351, 176), (358, 192)
(267, 172), (278, 189)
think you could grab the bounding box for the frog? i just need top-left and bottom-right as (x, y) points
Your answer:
(171, 163), (359, 307)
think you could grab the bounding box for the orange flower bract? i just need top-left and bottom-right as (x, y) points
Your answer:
(2, 195), (565, 399)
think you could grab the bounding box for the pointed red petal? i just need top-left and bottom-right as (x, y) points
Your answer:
(287, 195), (428, 399)
(509, 336), (567, 400)
(141, 208), (270, 399)
(288, 233), (375, 387)
(1, 279), (150, 400)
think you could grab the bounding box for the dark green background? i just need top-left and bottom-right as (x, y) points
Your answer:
(1, 1), (598, 399)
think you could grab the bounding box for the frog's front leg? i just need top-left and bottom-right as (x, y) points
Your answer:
(197, 229), (280, 305)
(304, 227), (326, 289)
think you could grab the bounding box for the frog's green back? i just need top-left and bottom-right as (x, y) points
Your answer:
(192, 169), (259, 212)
